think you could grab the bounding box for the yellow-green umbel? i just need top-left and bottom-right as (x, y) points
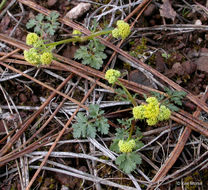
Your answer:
(105, 69), (121, 84)
(118, 139), (136, 153)
(112, 20), (131, 40)
(26, 33), (39, 46)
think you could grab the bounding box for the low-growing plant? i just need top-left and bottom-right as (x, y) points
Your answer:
(103, 69), (187, 173)
(150, 87), (187, 112)
(23, 17), (187, 174)
(26, 11), (60, 36)
(72, 104), (109, 139)
(24, 19), (131, 68)
(74, 39), (107, 69)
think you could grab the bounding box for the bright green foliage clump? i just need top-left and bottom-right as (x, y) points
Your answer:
(26, 33), (39, 46)
(118, 139), (136, 153)
(133, 97), (171, 126)
(105, 69), (121, 84)
(72, 104), (110, 138)
(74, 39), (107, 69)
(40, 52), (53, 65)
(26, 11), (60, 36)
(112, 20), (131, 40)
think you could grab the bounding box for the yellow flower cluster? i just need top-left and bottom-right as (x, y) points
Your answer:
(105, 69), (121, 84)
(72, 29), (82, 37)
(40, 52), (53, 65)
(24, 48), (40, 65)
(118, 139), (136, 153)
(26, 33), (39, 46)
(24, 33), (53, 66)
(158, 105), (171, 121)
(133, 97), (171, 126)
(112, 20), (131, 40)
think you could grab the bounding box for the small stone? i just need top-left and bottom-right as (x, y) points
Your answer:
(129, 70), (155, 88)
(47, 0), (57, 7)
(172, 62), (184, 76)
(144, 4), (156, 17)
(65, 3), (91, 20)
(195, 19), (202, 25)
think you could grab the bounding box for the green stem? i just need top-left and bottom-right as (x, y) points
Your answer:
(116, 80), (137, 140)
(127, 120), (135, 141)
(0, 0), (7, 10)
(46, 29), (113, 47)
(117, 80), (137, 107)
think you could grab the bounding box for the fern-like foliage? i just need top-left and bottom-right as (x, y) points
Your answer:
(26, 11), (60, 36)
(74, 39), (107, 69)
(72, 104), (109, 138)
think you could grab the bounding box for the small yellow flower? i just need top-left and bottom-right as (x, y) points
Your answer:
(146, 97), (159, 105)
(118, 139), (136, 153)
(132, 97), (171, 126)
(24, 48), (40, 65)
(112, 20), (131, 40)
(105, 69), (121, 84)
(157, 105), (171, 121)
(26, 33), (39, 46)
(112, 28), (120, 38)
(72, 29), (82, 37)
(143, 103), (159, 119)
(146, 117), (158, 126)
(40, 52), (53, 65)
(133, 105), (145, 120)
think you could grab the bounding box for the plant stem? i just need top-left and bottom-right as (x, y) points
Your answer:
(128, 120), (135, 141)
(116, 80), (137, 140)
(45, 29), (113, 47)
(117, 80), (137, 107)
(0, 0), (7, 10)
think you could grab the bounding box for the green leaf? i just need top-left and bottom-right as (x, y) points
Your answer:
(110, 139), (120, 153)
(72, 112), (89, 138)
(76, 112), (87, 123)
(117, 118), (133, 129)
(164, 87), (173, 95)
(115, 153), (126, 165)
(74, 46), (88, 59)
(129, 152), (142, 165)
(74, 40), (106, 69)
(48, 11), (60, 21)
(26, 19), (36, 29)
(86, 124), (96, 138)
(36, 13), (44, 22)
(115, 128), (129, 140)
(135, 141), (144, 149)
(34, 26), (42, 35)
(135, 128), (143, 139)
(46, 26), (56, 35)
(96, 117), (109, 135)
(166, 103), (179, 112)
(116, 153), (142, 174)
(89, 104), (100, 118)
(172, 90), (187, 98)
(72, 122), (87, 138)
